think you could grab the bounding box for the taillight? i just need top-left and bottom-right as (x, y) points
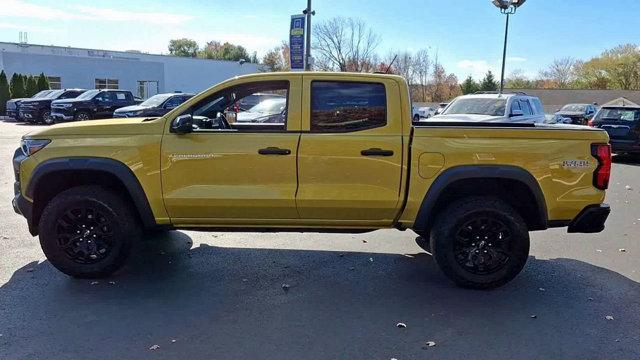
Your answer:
(591, 143), (611, 190)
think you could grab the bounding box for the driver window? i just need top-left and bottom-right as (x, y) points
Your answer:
(185, 81), (289, 132)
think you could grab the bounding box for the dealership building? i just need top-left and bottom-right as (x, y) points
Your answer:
(0, 41), (260, 99)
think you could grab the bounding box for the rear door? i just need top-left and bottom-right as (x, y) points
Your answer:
(296, 76), (404, 226)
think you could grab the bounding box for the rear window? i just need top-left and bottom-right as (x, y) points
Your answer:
(310, 81), (387, 133)
(595, 108), (640, 122)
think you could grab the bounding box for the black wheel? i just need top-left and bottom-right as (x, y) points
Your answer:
(42, 111), (55, 125)
(75, 111), (90, 121)
(38, 186), (139, 278)
(430, 197), (530, 289)
(415, 235), (432, 253)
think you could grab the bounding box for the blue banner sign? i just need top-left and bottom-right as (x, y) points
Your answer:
(290, 14), (306, 71)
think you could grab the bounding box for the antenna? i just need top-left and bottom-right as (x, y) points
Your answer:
(385, 54), (398, 74)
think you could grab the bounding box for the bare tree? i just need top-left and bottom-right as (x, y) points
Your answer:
(313, 17), (380, 72)
(414, 49), (431, 102)
(539, 57), (578, 88)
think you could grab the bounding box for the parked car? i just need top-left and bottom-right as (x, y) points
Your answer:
(556, 103), (597, 125)
(545, 114), (572, 124)
(412, 106), (436, 121)
(51, 89), (140, 122)
(434, 102), (448, 115)
(236, 92), (285, 111)
(589, 97), (640, 155)
(431, 92), (545, 123)
(236, 97), (287, 123)
(13, 72), (611, 290)
(113, 93), (194, 118)
(20, 89), (86, 124)
(5, 90), (55, 121)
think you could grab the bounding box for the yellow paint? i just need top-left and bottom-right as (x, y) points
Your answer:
(20, 72), (609, 230)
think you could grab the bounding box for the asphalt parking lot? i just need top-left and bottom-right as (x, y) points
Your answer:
(0, 120), (638, 360)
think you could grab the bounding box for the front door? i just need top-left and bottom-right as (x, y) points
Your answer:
(296, 76), (404, 226)
(161, 76), (302, 225)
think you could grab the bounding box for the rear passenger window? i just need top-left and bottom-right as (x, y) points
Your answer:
(311, 81), (386, 133)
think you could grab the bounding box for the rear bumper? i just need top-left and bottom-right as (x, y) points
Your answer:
(567, 204), (610, 233)
(610, 139), (640, 153)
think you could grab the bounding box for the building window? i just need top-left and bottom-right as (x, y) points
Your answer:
(138, 80), (159, 99)
(47, 76), (61, 90)
(95, 78), (119, 90)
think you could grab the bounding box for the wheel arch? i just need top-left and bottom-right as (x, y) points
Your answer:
(26, 157), (157, 235)
(412, 165), (548, 234)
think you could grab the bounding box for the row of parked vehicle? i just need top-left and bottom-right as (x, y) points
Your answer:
(412, 92), (640, 156)
(5, 89), (194, 125)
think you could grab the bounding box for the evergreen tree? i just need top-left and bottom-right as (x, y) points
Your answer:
(0, 71), (11, 115)
(36, 73), (50, 92)
(480, 70), (499, 91)
(460, 76), (480, 94)
(25, 75), (38, 97)
(10, 73), (26, 99)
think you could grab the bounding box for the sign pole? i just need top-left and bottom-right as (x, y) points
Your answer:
(305, 0), (312, 70)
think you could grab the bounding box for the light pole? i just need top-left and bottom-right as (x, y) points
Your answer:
(492, 0), (526, 94)
(302, 0), (315, 71)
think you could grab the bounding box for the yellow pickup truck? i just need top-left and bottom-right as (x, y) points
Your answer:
(12, 72), (611, 289)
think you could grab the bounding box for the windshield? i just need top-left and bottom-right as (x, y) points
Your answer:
(595, 107), (640, 122)
(140, 94), (174, 107)
(561, 104), (587, 112)
(443, 98), (507, 116)
(245, 98), (286, 114)
(76, 89), (100, 100)
(43, 90), (64, 99)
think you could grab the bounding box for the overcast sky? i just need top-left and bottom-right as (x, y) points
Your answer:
(1, 0), (639, 80)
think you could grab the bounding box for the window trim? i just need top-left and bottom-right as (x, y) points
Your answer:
(95, 78), (119, 90)
(310, 80), (388, 133)
(184, 80), (291, 134)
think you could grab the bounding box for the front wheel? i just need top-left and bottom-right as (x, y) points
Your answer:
(75, 111), (90, 121)
(42, 111), (55, 125)
(430, 197), (530, 289)
(38, 186), (139, 278)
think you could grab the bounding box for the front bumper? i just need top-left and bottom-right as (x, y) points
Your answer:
(567, 204), (610, 233)
(19, 110), (39, 121)
(12, 147), (37, 235)
(6, 109), (20, 120)
(51, 109), (75, 122)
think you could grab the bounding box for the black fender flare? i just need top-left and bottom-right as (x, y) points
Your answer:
(26, 157), (157, 229)
(412, 165), (548, 233)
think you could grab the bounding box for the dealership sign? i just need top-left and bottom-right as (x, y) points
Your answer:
(290, 14), (306, 71)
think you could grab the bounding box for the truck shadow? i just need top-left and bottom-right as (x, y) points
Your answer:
(1, 231), (638, 360)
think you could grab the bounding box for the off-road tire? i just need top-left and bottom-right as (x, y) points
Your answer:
(430, 196), (530, 289)
(38, 186), (139, 278)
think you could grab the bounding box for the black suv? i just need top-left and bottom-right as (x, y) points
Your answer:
(19, 89), (86, 124)
(51, 89), (140, 122)
(590, 99), (640, 155)
(5, 90), (55, 121)
(113, 93), (193, 118)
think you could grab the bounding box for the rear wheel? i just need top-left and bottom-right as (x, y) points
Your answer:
(430, 197), (530, 289)
(38, 186), (139, 278)
(75, 111), (90, 121)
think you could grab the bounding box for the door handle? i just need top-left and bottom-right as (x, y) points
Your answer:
(258, 147), (291, 155)
(361, 148), (394, 157)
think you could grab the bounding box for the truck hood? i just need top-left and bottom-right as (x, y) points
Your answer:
(557, 111), (585, 117)
(114, 105), (153, 113)
(23, 117), (165, 138)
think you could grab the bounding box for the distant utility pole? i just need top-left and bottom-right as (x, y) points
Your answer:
(303, 0), (315, 70)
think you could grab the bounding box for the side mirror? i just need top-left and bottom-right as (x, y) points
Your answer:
(171, 114), (193, 134)
(510, 109), (524, 117)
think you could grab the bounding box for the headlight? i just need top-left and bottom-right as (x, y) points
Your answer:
(59, 103), (73, 108)
(128, 110), (144, 116)
(21, 139), (51, 156)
